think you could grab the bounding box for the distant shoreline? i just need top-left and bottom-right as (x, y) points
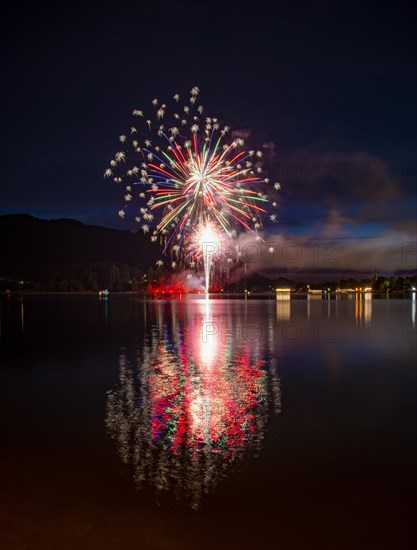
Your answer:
(1, 290), (415, 297)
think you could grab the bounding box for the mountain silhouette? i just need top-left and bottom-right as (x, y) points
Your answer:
(0, 214), (160, 279)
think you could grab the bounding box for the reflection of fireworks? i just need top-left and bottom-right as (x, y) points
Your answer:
(105, 87), (280, 272)
(105, 304), (281, 509)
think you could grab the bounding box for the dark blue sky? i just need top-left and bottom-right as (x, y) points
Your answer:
(1, 0), (416, 276)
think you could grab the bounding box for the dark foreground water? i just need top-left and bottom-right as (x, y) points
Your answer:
(0, 294), (416, 550)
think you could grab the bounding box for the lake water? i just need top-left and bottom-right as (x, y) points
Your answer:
(0, 294), (416, 549)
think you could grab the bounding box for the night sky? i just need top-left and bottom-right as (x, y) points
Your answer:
(1, 1), (416, 278)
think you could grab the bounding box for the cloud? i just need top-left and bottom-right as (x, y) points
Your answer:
(265, 148), (405, 201)
(225, 203), (416, 281)
(260, 146), (415, 236)
(261, 141), (277, 161)
(231, 128), (251, 139)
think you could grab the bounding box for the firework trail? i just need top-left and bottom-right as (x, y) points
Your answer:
(105, 87), (280, 287)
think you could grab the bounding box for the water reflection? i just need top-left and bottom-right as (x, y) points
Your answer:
(20, 296), (25, 334)
(276, 297), (291, 321)
(355, 293), (372, 327)
(106, 300), (281, 508)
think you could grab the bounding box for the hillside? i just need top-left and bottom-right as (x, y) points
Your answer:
(0, 214), (160, 279)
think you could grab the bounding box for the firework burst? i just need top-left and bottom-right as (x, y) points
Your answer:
(105, 87), (280, 277)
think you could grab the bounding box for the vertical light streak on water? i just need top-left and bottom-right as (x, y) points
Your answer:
(20, 297), (24, 335)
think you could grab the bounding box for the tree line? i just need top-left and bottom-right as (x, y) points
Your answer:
(0, 263), (416, 293)
(0, 263), (167, 292)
